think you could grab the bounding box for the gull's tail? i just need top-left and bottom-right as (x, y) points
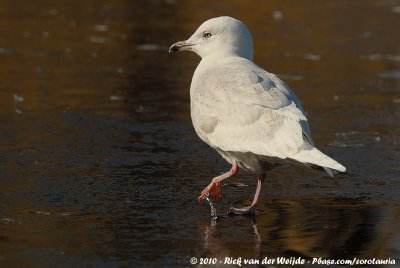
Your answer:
(289, 148), (346, 177)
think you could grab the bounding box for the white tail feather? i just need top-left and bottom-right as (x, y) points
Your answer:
(290, 148), (346, 173)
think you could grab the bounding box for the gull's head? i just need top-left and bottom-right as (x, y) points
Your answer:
(169, 16), (253, 60)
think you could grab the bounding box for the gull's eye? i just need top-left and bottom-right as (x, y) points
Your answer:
(203, 32), (212, 38)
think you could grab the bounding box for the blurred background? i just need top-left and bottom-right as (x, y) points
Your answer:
(0, 0), (399, 267)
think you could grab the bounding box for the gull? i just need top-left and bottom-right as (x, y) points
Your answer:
(169, 16), (346, 215)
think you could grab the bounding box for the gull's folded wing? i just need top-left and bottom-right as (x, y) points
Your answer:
(191, 59), (345, 172)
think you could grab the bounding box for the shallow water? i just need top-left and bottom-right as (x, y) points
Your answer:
(0, 0), (400, 267)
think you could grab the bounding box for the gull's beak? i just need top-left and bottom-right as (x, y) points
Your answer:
(169, 40), (194, 53)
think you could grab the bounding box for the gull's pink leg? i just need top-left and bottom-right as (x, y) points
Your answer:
(228, 174), (265, 215)
(198, 162), (239, 202)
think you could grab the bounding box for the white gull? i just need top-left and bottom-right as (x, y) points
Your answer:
(169, 16), (346, 215)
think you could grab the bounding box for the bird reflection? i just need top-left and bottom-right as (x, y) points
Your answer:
(199, 197), (400, 263)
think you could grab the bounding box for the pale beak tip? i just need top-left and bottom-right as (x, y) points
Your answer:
(169, 44), (179, 53)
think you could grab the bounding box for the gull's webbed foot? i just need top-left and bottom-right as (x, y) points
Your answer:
(227, 205), (256, 216)
(198, 181), (222, 202)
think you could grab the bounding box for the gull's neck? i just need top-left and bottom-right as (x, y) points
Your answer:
(202, 48), (253, 63)
(197, 51), (252, 72)
(194, 53), (233, 80)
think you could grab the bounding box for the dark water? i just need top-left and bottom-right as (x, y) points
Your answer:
(1, 0), (400, 267)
